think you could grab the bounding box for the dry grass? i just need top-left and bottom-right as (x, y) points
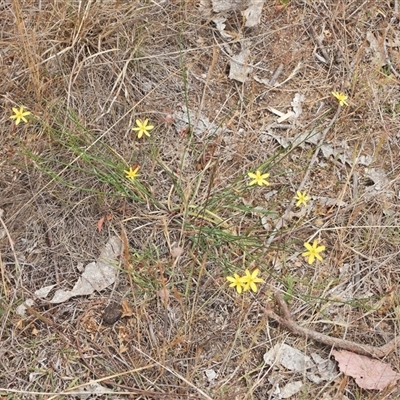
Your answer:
(1, 0), (400, 399)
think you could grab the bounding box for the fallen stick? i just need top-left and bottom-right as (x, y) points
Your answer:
(269, 63), (284, 86)
(264, 291), (399, 359)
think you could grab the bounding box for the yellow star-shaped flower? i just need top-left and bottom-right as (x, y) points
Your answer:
(294, 190), (311, 207)
(248, 171), (270, 186)
(226, 273), (246, 294)
(10, 106), (31, 125)
(124, 165), (140, 181)
(302, 239), (325, 264)
(132, 119), (154, 139)
(241, 269), (264, 292)
(331, 91), (348, 106)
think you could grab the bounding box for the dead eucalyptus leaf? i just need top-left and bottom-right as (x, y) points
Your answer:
(49, 236), (122, 304)
(34, 285), (56, 299)
(229, 45), (253, 83)
(332, 349), (400, 390)
(243, 0), (265, 28)
(263, 343), (313, 372)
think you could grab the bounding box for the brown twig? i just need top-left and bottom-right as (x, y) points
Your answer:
(264, 291), (399, 359)
(25, 305), (55, 326)
(269, 63), (284, 86)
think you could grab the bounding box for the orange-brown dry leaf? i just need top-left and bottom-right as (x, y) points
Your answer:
(97, 214), (112, 232)
(97, 216), (105, 232)
(15, 319), (24, 329)
(121, 298), (133, 318)
(332, 350), (400, 390)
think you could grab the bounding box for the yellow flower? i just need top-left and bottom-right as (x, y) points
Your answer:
(294, 190), (311, 207)
(227, 273), (246, 294)
(302, 239), (325, 264)
(124, 165), (140, 181)
(241, 269), (264, 292)
(331, 91), (348, 106)
(248, 171), (270, 186)
(10, 106), (31, 125)
(132, 119), (154, 138)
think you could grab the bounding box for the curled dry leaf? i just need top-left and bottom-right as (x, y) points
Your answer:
(121, 298), (134, 318)
(97, 214), (112, 232)
(332, 349), (400, 390)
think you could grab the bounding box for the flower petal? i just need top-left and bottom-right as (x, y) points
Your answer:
(304, 242), (312, 251)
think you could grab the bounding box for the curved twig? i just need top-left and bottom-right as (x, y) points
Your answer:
(264, 291), (399, 359)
